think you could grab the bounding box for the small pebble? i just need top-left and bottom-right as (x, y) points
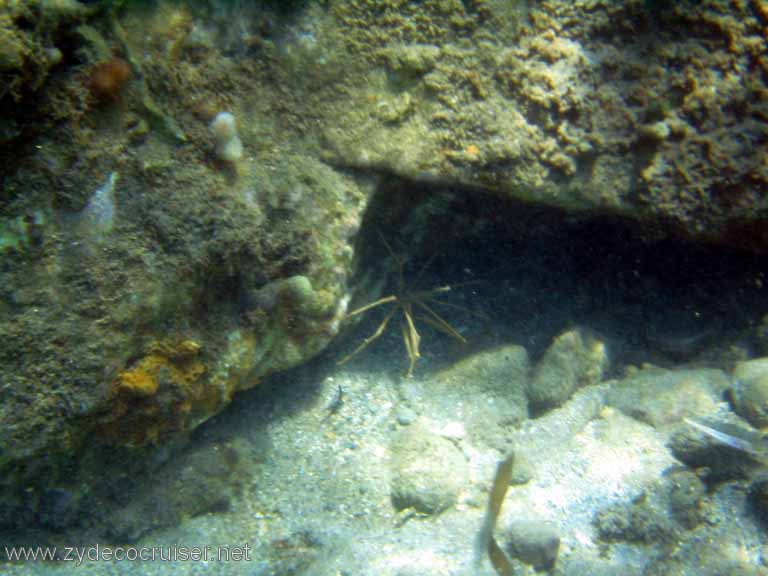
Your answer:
(396, 406), (417, 426)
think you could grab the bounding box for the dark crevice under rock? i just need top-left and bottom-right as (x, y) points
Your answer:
(343, 176), (768, 374)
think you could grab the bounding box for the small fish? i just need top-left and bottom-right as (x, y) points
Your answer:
(474, 453), (516, 576)
(684, 417), (768, 463)
(323, 385), (344, 420)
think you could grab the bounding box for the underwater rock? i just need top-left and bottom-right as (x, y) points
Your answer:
(322, 2), (768, 247)
(0, 135), (365, 520)
(527, 328), (607, 414)
(606, 367), (729, 428)
(394, 406), (418, 426)
(389, 422), (468, 515)
(667, 469), (707, 530)
(496, 386), (676, 573)
(0, 18), (27, 72)
(381, 43), (441, 77)
(35, 487), (80, 532)
(433, 343), (529, 419)
(595, 492), (675, 546)
(0, 0), (88, 100)
(644, 536), (767, 576)
(0, 211), (46, 253)
(730, 358), (768, 428)
(500, 518), (560, 572)
(668, 417), (761, 484)
(106, 439), (247, 542)
(514, 384), (609, 459)
(748, 475), (768, 523)
(101, 338), (209, 446)
(594, 469), (705, 546)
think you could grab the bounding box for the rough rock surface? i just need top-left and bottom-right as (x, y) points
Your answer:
(607, 366), (731, 427)
(1, 0), (767, 531)
(731, 357), (768, 428)
(389, 421), (469, 514)
(324, 0), (768, 240)
(528, 328), (608, 413)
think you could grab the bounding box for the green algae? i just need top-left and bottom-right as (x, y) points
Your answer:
(0, 211), (46, 253)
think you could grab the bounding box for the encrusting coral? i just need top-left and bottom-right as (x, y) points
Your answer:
(105, 339), (212, 446)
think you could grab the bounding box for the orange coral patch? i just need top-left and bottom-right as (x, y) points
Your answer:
(105, 339), (210, 446)
(116, 364), (159, 397)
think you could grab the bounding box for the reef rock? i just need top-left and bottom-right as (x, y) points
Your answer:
(389, 422), (468, 515)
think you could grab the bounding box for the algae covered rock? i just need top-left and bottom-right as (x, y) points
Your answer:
(389, 422), (468, 515)
(381, 43), (441, 77)
(641, 532), (767, 576)
(607, 367), (730, 428)
(0, 0), (87, 100)
(667, 469), (707, 530)
(321, 1), (768, 245)
(500, 519), (560, 572)
(527, 329), (608, 413)
(0, 15), (29, 72)
(730, 358), (768, 428)
(594, 469), (706, 546)
(668, 414), (763, 484)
